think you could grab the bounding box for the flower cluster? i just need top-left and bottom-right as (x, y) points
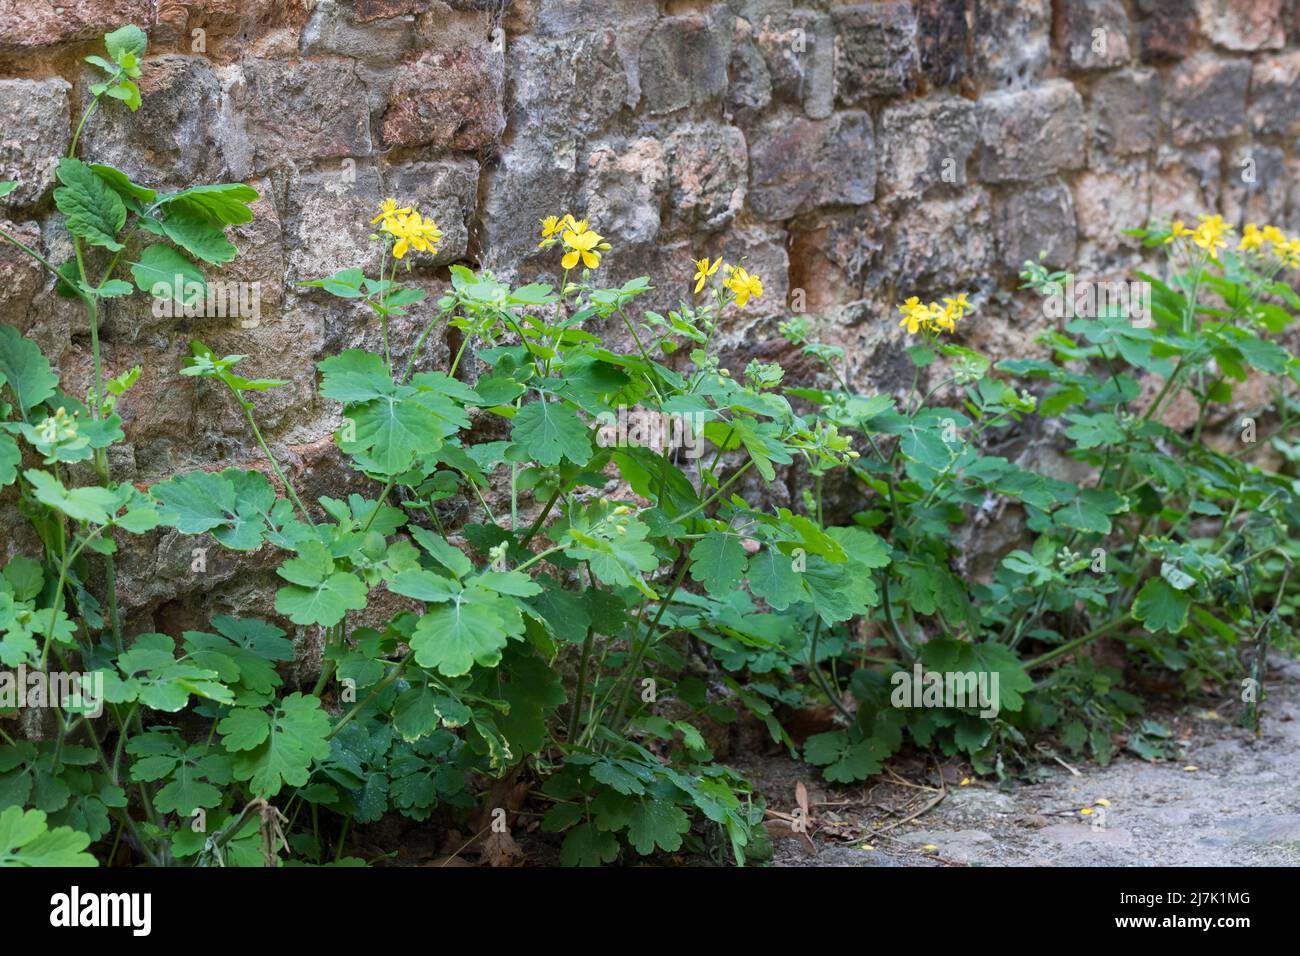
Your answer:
(897, 293), (971, 336)
(36, 406), (78, 445)
(372, 198), (441, 260)
(1165, 214), (1231, 261)
(1238, 223), (1300, 269)
(538, 214), (611, 270)
(692, 257), (765, 309)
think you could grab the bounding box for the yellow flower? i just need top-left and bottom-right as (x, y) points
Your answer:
(692, 256), (722, 293)
(371, 197), (412, 226)
(384, 210), (441, 259)
(1192, 213), (1232, 260)
(897, 297), (929, 335)
(561, 222), (603, 270)
(1096, 799), (1111, 807)
(897, 292), (971, 335)
(1279, 237), (1300, 269)
(1261, 225), (1287, 246)
(1164, 220), (1194, 243)
(724, 266), (763, 307)
(1238, 223), (1265, 253)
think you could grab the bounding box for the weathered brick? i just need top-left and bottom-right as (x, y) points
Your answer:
(227, 59), (373, 176)
(1196, 0), (1285, 51)
(727, 23), (773, 120)
(639, 14), (731, 115)
(1088, 69), (1161, 158)
(754, 9), (834, 119)
(1133, 0), (1196, 62)
(354, 0), (428, 22)
(832, 2), (917, 104)
(507, 32), (629, 137)
(1249, 51), (1300, 136)
(1150, 146), (1221, 222)
(995, 179), (1077, 270)
(877, 96), (979, 199)
(976, 81), (1086, 183)
(748, 111), (875, 220)
(1223, 145), (1288, 226)
(1166, 54), (1251, 145)
(301, 0), (415, 60)
(0, 0), (152, 51)
(580, 137), (666, 246)
(663, 124), (748, 233)
(971, 0), (1051, 90)
(1054, 0), (1131, 72)
(917, 0), (969, 87)
(382, 158), (480, 266)
(380, 47), (504, 150)
(285, 165), (383, 283)
(884, 188), (994, 288)
(1072, 159), (1151, 243)
(0, 79), (70, 209)
(81, 56), (224, 188)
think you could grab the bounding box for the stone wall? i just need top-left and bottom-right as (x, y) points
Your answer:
(0, 0), (1297, 631)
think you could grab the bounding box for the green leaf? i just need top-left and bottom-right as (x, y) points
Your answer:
(410, 586), (522, 677)
(157, 210), (236, 264)
(156, 183), (258, 225)
(391, 684), (441, 743)
(0, 325), (59, 417)
(218, 693), (332, 798)
(53, 158), (126, 251)
(89, 164), (155, 205)
(345, 394), (452, 475)
(512, 399), (592, 466)
(104, 24), (148, 62)
(23, 469), (119, 524)
(804, 731), (886, 783)
(689, 531), (747, 597)
(0, 434), (19, 488)
(625, 799), (690, 855)
(274, 541), (368, 627)
(152, 468), (277, 550)
(94, 279), (133, 298)
(0, 181), (17, 199)
(1054, 489), (1127, 535)
(746, 546), (807, 610)
(0, 806), (96, 867)
(318, 350), (395, 403)
(1132, 577), (1191, 634)
(130, 244), (205, 304)
(559, 821), (619, 866)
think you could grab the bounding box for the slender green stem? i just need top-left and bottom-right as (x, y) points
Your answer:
(567, 626), (596, 743)
(611, 561), (689, 732)
(236, 396), (314, 525)
(1026, 615), (1129, 671)
(327, 649), (414, 741)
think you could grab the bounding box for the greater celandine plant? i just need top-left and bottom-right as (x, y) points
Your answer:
(2, 24), (1299, 869)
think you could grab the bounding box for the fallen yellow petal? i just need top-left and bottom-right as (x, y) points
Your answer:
(1080, 807), (1093, 815)
(1096, 799), (1111, 807)
(1183, 765), (1199, 772)
(959, 778), (971, 786)
(923, 844), (938, 851)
